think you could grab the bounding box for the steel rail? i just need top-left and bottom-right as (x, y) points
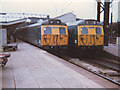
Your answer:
(56, 54), (120, 86)
(49, 50), (120, 86)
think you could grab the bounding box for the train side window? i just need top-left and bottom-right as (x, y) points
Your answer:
(81, 27), (88, 34)
(59, 27), (66, 34)
(44, 27), (52, 34)
(96, 27), (102, 34)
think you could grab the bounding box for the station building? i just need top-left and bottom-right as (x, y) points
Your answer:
(55, 12), (76, 23)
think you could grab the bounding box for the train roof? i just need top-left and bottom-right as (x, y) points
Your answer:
(28, 19), (44, 27)
(17, 19), (66, 29)
(41, 19), (67, 26)
(66, 19), (102, 26)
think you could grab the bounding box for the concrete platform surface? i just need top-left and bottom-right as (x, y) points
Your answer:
(104, 44), (120, 57)
(2, 42), (119, 88)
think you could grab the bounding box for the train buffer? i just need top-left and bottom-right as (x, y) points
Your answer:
(3, 43), (18, 52)
(0, 53), (10, 67)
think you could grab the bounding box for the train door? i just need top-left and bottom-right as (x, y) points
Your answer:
(68, 26), (77, 47)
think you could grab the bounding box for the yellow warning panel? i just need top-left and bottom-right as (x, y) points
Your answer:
(41, 35), (68, 46)
(78, 35), (104, 46)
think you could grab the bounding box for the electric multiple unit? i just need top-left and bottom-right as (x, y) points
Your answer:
(67, 19), (104, 49)
(15, 19), (68, 50)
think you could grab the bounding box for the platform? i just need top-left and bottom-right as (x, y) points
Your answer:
(2, 41), (118, 88)
(104, 44), (120, 57)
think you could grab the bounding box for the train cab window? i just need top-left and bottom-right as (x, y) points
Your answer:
(89, 27), (95, 29)
(44, 27), (52, 34)
(59, 27), (66, 34)
(81, 27), (88, 34)
(52, 27), (58, 29)
(96, 27), (102, 34)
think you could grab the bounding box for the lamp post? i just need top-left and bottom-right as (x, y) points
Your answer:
(0, 29), (3, 53)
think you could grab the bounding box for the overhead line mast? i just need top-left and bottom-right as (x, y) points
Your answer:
(97, 0), (113, 46)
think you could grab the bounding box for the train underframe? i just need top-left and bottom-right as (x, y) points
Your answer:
(68, 45), (104, 51)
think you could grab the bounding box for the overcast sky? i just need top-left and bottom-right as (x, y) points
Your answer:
(0, 0), (119, 22)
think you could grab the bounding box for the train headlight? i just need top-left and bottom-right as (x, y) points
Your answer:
(39, 40), (41, 44)
(75, 40), (77, 43)
(44, 28), (46, 31)
(81, 28), (83, 31)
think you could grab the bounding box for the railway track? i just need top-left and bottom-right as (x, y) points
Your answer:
(88, 59), (120, 72)
(47, 48), (120, 86)
(74, 57), (120, 72)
